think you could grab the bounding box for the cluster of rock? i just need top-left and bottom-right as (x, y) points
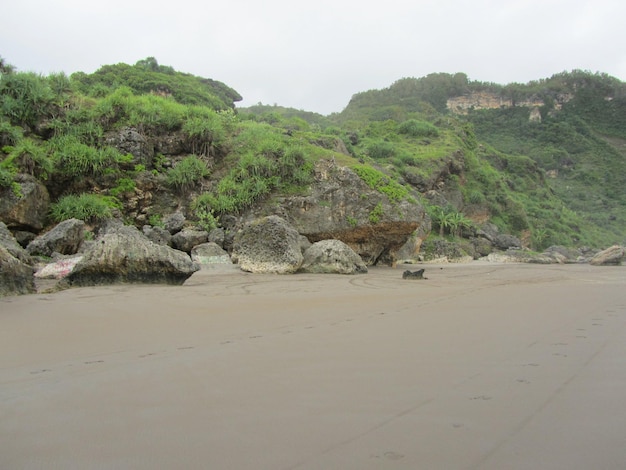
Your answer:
(0, 213), (372, 297)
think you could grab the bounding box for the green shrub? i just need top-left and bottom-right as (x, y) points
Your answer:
(52, 138), (120, 177)
(1, 139), (53, 179)
(0, 166), (15, 188)
(352, 164), (409, 202)
(182, 110), (225, 156)
(369, 202), (384, 224)
(0, 119), (23, 146)
(398, 119), (440, 138)
(166, 155), (209, 192)
(50, 193), (119, 222)
(109, 177), (136, 197)
(367, 140), (396, 159)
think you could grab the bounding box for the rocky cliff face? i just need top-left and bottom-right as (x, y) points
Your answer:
(251, 160), (429, 265)
(446, 92), (572, 114)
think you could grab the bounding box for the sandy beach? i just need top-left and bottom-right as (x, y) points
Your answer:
(1, 262), (625, 469)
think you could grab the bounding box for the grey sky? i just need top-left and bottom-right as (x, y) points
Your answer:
(2, 0), (625, 115)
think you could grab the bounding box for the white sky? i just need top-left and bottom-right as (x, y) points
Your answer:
(2, 0), (625, 115)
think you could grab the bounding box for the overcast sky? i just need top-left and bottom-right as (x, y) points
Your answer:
(2, 0), (625, 115)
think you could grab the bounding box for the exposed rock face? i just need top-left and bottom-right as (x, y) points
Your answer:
(35, 255), (83, 280)
(0, 246), (35, 296)
(0, 174), (50, 231)
(300, 239), (368, 274)
(142, 225), (172, 246)
(27, 218), (85, 257)
(191, 242), (232, 268)
(171, 229), (209, 253)
(67, 224), (199, 286)
(0, 222), (32, 264)
(163, 211), (186, 234)
(105, 127), (152, 167)
(477, 223), (521, 250)
(272, 162), (427, 265)
(542, 245), (585, 263)
(232, 216), (303, 273)
(590, 245), (625, 266)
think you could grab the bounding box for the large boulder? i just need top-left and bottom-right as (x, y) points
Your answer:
(300, 239), (368, 274)
(0, 222), (32, 264)
(0, 173), (50, 231)
(191, 242), (232, 268)
(67, 224), (199, 286)
(0, 246), (35, 296)
(27, 218), (85, 257)
(232, 215), (303, 273)
(171, 228), (209, 253)
(590, 245), (625, 266)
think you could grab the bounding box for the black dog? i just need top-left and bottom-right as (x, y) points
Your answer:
(402, 268), (426, 280)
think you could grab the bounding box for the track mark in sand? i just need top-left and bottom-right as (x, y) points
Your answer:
(220, 340), (233, 344)
(516, 379), (531, 384)
(370, 451), (405, 461)
(84, 360), (104, 364)
(177, 346), (194, 350)
(30, 369), (51, 375)
(470, 395), (493, 401)
(522, 363), (540, 367)
(552, 342), (568, 346)
(552, 353), (568, 357)
(138, 352), (158, 358)
(249, 335), (262, 339)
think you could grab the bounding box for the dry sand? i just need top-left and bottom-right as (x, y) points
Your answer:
(1, 262), (625, 469)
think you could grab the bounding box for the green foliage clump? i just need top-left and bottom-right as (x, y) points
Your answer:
(428, 206), (474, 237)
(0, 72), (55, 129)
(367, 140), (396, 159)
(70, 58), (242, 110)
(1, 139), (53, 179)
(369, 202), (384, 224)
(398, 119), (439, 138)
(50, 193), (119, 223)
(50, 136), (121, 177)
(182, 109), (225, 156)
(0, 165), (15, 189)
(166, 155), (209, 193)
(352, 164), (409, 202)
(0, 119), (23, 146)
(109, 177), (136, 197)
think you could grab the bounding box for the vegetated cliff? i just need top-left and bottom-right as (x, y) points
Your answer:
(2, 58), (625, 272)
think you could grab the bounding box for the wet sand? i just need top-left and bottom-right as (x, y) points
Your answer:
(1, 263), (626, 469)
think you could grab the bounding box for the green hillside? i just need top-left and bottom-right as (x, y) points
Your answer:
(2, 57), (625, 250)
